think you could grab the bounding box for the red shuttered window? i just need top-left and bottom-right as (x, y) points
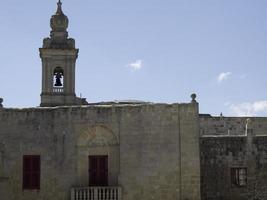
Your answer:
(89, 156), (108, 186)
(23, 155), (40, 190)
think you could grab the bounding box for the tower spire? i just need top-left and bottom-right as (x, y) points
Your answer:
(56, 0), (63, 14)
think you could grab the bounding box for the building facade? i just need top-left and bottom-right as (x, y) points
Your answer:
(0, 1), (266, 200)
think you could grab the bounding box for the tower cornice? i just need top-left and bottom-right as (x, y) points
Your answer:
(39, 48), (79, 58)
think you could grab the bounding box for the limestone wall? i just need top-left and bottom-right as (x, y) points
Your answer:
(200, 115), (267, 200)
(0, 102), (200, 200)
(200, 115), (267, 136)
(200, 135), (267, 200)
(118, 103), (200, 200)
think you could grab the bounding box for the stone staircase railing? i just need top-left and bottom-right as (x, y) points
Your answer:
(71, 187), (122, 200)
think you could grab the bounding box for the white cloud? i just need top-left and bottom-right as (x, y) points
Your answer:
(126, 60), (143, 71)
(217, 72), (232, 83)
(229, 101), (267, 116)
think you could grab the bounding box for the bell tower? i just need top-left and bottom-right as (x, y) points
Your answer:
(40, 0), (87, 107)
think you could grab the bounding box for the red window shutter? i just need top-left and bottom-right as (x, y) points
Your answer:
(89, 156), (108, 186)
(23, 155), (40, 190)
(99, 156), (108, 186)
(89, 156), (98, 186)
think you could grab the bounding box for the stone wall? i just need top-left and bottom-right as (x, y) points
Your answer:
(200, 115), (267, 200)
(200, 115), (267, 136)
(0, 102), (200, 200)
(118, 103), (200, 200)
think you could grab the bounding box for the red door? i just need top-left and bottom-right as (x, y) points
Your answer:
(89, 156), (108, 186)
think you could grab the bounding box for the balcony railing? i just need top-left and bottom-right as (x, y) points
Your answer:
(52, 87), (64, 93)
(71, 187), (122, 200)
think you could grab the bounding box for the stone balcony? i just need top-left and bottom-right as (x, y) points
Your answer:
(71, 187), (122, 200)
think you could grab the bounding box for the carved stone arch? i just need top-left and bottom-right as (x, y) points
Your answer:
(78, 124), (119, 147)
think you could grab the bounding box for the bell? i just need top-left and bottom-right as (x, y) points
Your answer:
(54, 73), (63, 86)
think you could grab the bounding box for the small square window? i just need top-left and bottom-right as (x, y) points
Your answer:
(231, 167), (247, 187)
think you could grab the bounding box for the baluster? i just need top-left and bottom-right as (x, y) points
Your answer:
(117, 188), (122, 200)
(94, 188), (98, 200)
(75, 189), (78, 200)
(108, 188), (111, 200)
(90, 188), (92, 200)
(86, 188), (88, 200)
(80, 189), (82, 200)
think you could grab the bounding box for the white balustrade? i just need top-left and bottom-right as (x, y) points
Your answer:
(71, 187), (122, 200)
(53, 87), (64, 93)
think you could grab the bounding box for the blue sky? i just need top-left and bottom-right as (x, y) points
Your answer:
(0, 0), (267, 116)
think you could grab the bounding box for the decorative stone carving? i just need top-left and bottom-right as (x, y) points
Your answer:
(43, 38), (51, 48)
(191, 93), (197, 103)
(78, 125), (119, 147)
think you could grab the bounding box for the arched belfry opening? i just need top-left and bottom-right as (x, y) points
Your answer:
(53, 67), (64, 87)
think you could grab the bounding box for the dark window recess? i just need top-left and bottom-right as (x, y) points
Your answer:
(231, 167), (247, 187)
(89, 156), (108, 186)
(23, 155), (40, 190)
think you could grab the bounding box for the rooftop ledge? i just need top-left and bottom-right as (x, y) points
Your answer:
(0, 100), (198, 111)
(201, 134), (267, 138)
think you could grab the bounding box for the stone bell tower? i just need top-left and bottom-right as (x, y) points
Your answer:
(40, 0), (87, 107)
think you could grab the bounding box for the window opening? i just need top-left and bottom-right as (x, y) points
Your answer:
(23, 155), (40, 190)
(89, 156), (108, 186)
(231, 167), (247, 187)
